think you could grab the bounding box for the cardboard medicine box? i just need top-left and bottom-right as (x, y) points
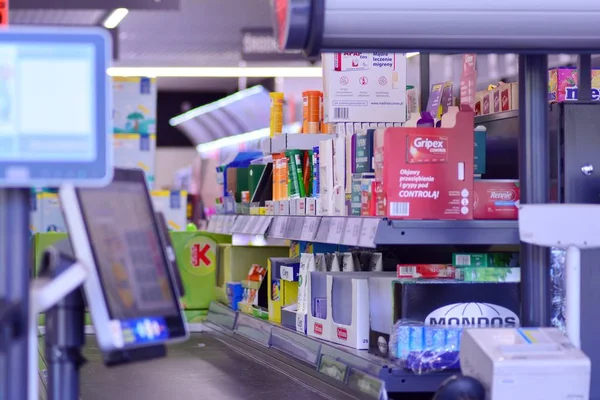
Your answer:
(392, 280), (521, 327)
(548, 67), (600, 102)
(383, 107), (475, 220)
(473, 180), (519, 220)
(151, 190), (188, 231)
(323, 52), (407, 124)
(112, 77), (157, 135)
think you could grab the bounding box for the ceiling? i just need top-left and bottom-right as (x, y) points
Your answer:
(10, 0), (286, 91)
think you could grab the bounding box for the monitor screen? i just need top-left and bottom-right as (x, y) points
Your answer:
(0, 43), (96, 161)
(0, 27), (111, 187)
(76, 169), (185, 346)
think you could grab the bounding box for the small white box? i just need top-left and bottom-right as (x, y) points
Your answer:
(323, 52), (407, 124)
(296, 198), (306, 215)
(151, 190), (188, 231)
(273, 201), (280, 215)
(265, 200), (275, 215)
(307, 271), (332, 341)
(306, 198), (317, 215)
(329, 273), (370, 349)
(461, 328), (591, 400)
(279, 200), (290, 215)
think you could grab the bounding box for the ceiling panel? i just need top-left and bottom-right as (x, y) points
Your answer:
(10, 9), (105, 25)
(8, 0), (280, 90)
(116, 0), (273, 67)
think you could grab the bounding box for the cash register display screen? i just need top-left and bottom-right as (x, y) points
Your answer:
(0, 43), (97, 161)
(78, 180), (180, 322)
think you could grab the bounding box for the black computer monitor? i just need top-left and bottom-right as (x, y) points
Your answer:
(60, 168), (188, 352)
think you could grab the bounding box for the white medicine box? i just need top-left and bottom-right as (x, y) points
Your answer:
(307, 271), (332, 341)
(323, 52), (407, 124)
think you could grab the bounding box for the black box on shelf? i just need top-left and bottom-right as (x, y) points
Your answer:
(393, 281), (521, 326)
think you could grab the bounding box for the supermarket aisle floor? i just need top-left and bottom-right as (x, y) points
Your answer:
(80, 333), (330, 400)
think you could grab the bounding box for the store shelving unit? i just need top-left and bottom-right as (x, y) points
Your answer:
(205, 301), (452, 396)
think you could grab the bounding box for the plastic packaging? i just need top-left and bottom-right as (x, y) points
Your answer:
(285, 150), (303, 199)
(270, 92), (284, 137)
(312, 146), (320, 198)
(551, 247), (567, 333)
(303, 90), (322, 133)
(389, 320), (462, 375)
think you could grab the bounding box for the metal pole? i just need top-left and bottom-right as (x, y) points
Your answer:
(518, 55), (552, 327)
(419, 53), (430, 112)
(46, 287), (86, 400)
(578, 54), (592, 101)
(0, 188), (31, 400)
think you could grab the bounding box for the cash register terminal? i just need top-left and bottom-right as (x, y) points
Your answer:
(59, 168), (188, 352)
(0, 26), (191, 400)
(30, 168), (190, 400)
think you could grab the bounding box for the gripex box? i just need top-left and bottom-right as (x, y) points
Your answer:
(384, 107), (475, 220)
(392, 280), (521, 327)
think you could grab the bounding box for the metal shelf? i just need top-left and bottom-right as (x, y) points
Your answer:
(374, 219), (520, 246)
(474, 110), (518, 125)
(205, 301), (448, 395)
(261, 133), (335, 154)
(206, 215), (520, 247)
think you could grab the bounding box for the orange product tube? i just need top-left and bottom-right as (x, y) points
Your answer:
(279, 153), (289, 200)
(270, 92), (284, 137)
(303, 90), (322, 134)
(272, 154), (281, 201)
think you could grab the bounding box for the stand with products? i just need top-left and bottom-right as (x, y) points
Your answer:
(199, 1), (600, 398)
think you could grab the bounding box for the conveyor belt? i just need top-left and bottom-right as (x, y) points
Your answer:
(79, 333), (358, 400)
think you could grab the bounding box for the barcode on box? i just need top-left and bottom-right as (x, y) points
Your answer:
(398, 265), (417, 277)
(454, 255), (471, 266)
(334, 107), (350, 120)
(390, 202), (410, 216)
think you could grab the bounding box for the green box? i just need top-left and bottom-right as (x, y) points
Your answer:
(474, 127), (487, 175)
(355, 129), (374, 173)
(456, 267), (520, 283)
(452, 253), (519, 268)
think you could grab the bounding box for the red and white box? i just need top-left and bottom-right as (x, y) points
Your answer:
(323, 52), (407, 124)
(397, 264), (456, 279)
(473, 179), (520, 220)
(334, 52), (371, 71)
(383, 106), (475, 220)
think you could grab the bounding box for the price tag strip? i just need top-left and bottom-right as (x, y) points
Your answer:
(242, 216), (259, 235)
(358, 218), (380, 248)
(285, 217), (304, 240)
(255, 216), (274, 236)
(231, 215), (248, 234)
(342, 218), (363, 246)
(226, 215), (238, 233)
(327, 218), (346, 244)
(300, 217), (321, 241)
(314, 217), (332, 243)
(268, 216), (287, 239)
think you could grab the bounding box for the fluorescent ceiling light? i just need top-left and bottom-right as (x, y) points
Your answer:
(103, 8), (129, 29)
(197, 122), (301, 154)
(107, 66), (323, 78)
(406, 52), (420, 58)
(170, 85), (266, 126)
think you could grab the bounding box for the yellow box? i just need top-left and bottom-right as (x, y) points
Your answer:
(268, 257), (299, 323)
